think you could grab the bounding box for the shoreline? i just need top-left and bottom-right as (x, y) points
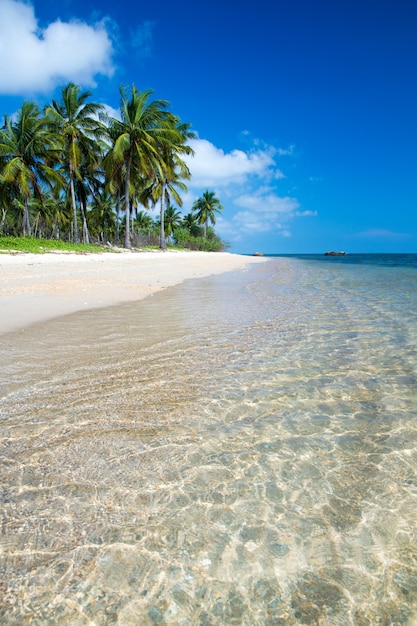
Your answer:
(0, 250), (267, 335)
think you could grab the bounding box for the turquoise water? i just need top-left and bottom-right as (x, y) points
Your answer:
(1, 254), (416, 624)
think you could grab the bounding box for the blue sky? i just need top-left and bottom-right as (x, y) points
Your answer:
(0, 0), (416, 254)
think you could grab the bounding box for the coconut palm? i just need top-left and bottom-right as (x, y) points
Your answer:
(44, 82), (106, 243)
(141, 161), (189, 249)
(87, 190), (116, 243)
(182, 212), (201, 236)
(135, 209), (154, 231)
(45, 189), (71, 240)
(103, 120), (126, 243)
(192, 189), (224, 238)
(152, 116), (195, 250)
(104, 85), (174, 249)
(73, 152), (106, 244)
(163, 205), (182, 241)
(0, 102), (62, 235)
(0, 175), (16, 233)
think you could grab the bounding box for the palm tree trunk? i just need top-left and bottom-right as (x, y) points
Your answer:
(24, 196), (32, 236)
(159, 181), (167, 250)
(80, 200), (90, 244)
(33, 212), (40, 238)
(116, 191), (121, 243)
(1, 207), (7, 233)
(53, 215), (59, 240)
(124, 154), (132, 249)
(70, 173), (79, 243)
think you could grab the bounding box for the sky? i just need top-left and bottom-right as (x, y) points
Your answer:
(0, 0), (416, 254)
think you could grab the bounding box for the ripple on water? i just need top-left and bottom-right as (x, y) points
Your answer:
(1, 258), (417, 623)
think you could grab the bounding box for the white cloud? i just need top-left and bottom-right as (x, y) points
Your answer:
(224, 193), (299, 240)
(218, 210), (293, 240)
(234, 191), (300, 215)
(227, 211), (274, 234)
(185, 138), (280, 188)
(295, 210), (318, 216)
(277, 145), (296, 156)
(0, 0), (114, 95)
(101, 103), (121, 121)
(180, 136), (311, 243)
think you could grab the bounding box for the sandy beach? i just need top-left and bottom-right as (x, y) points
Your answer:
(0, 250), (266, 335)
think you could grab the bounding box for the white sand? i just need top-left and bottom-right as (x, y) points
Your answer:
(0, 250), (267, 335)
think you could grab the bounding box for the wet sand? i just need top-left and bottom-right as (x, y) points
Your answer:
(0, 250), (266, 335)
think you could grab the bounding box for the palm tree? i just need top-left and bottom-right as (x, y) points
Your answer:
(192, 189), (224, 238)
(73, 152), (106, 244)
(0, 101), (62, 235)
(104, 120), (126, 244)
(182, 212), (201, 236)
(135, 209), (154, 231)
(44, 82), (105, 243)
(141, 160), (189, 249)
(0, 175), (16, 233)
(163, 205), (182, 241)
(104, 85), (173, 249)
(44, 188), (71, 240)
(152, 116), (195, 250)
(87, 190), (116, 243)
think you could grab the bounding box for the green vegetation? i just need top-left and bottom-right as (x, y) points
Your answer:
(0, 83), (226, 252)
(0, 236), (102, 254)
(192, 190), (224, 239)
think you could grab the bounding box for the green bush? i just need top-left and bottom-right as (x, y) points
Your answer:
(0, 236), (105, 254)
(174, 227), (227, 252)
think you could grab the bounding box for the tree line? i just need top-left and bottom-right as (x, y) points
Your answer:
(0, 83), (225, 251)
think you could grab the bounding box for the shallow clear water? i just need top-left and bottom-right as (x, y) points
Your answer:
(1, 256), (417, 625)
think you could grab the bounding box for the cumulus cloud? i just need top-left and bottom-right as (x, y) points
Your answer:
(181, 136), (312, 243)
(0, 0), (114, 95)
(234, 191), (300, 215)
(101, 103), (121, 121)
(218, 210), (292, 240)
(221, 211), (279, 234)
(224, 193), (300, 239)
(185, 138), (280, 188)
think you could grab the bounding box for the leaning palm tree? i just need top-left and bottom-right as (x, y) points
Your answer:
(141, 159), (189, 250)
(153, 116), (195, 250)
(44, 82), (106, 243)
(104, 85), (174, 249)
(192, 189), (224, 238)
(0, 101), (62, 235)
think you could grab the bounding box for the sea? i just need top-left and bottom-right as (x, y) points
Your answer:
(1, 253), (416, 625)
